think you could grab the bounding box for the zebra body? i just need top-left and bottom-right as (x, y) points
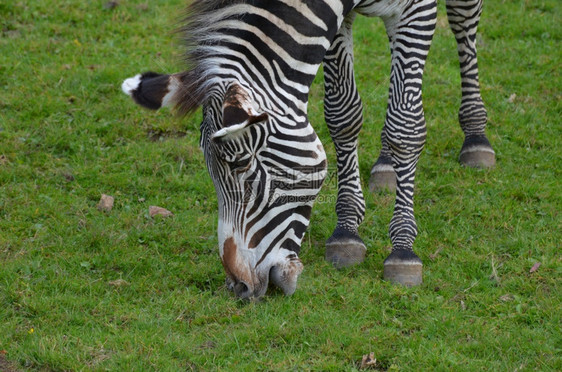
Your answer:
(122, 0), (494, 298)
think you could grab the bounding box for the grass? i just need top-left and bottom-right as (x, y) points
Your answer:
(1, 0), (560, 370)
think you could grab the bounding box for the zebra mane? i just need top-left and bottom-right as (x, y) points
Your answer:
(175, 0), (248, 116)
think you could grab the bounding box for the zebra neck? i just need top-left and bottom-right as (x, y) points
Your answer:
(188, 0), (357, 118)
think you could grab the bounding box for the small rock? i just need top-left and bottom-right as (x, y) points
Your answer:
(97, 194), (114, 212)
(149, 206), (173, 218)
(138, 197), (145, 203)
(529, 262), (541, 273)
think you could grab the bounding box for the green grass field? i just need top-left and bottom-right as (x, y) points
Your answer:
(1, 0), (560, 370)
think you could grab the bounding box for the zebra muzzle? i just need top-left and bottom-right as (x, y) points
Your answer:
(269, 258), (304, 296)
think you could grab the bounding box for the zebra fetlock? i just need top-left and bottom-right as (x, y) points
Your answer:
(369, 154), (396, 194)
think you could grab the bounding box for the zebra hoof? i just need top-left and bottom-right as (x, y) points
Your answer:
(460, 149), (496, 168)
(369, 163), (396, 193)
(459, 135), (496, 168)
(383, 250), (422, 287)
(325, 228), (366, 269)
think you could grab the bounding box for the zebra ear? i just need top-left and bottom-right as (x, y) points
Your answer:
(212, 83), (268, 141)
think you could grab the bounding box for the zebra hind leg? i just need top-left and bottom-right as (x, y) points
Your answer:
(323, 14), (367, 269)
(381, 0), (437, 286)
(447, 0), (495, 168)
(369, 0), (494, 193)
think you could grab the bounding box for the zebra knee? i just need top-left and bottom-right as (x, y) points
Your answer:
(384, 122), (427, 162)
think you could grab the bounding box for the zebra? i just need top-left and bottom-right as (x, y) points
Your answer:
(121, 0), (495, 298)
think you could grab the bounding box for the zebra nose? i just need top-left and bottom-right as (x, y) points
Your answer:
(233, 280), (252, 298)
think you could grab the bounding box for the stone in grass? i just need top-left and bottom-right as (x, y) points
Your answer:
(97, 194), (114, 213)
(149, 206), (173, 218)
(529, 262), (541, 273)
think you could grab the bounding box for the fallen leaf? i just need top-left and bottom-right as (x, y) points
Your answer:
(460, 300), (466, 310)
(508, 93), (517, 103)
(149, 206), (173, 218)
(360, 352), (377, 369)
(97, 194), (114, 212)
(529, 262), (541, 273)
(108, 279), (129, 287)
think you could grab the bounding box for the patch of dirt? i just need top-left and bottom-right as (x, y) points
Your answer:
(0, 353), (20, 372)
(147, 128), (187, 142)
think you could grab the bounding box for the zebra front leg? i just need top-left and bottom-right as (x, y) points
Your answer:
(447, 0), (495, 168)
(323, 14), (367, 269)
(382, 0), (437, 286)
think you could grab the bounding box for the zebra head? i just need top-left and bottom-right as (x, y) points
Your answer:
(200, 82), (327, 299)
(122, 72), (327, 299)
